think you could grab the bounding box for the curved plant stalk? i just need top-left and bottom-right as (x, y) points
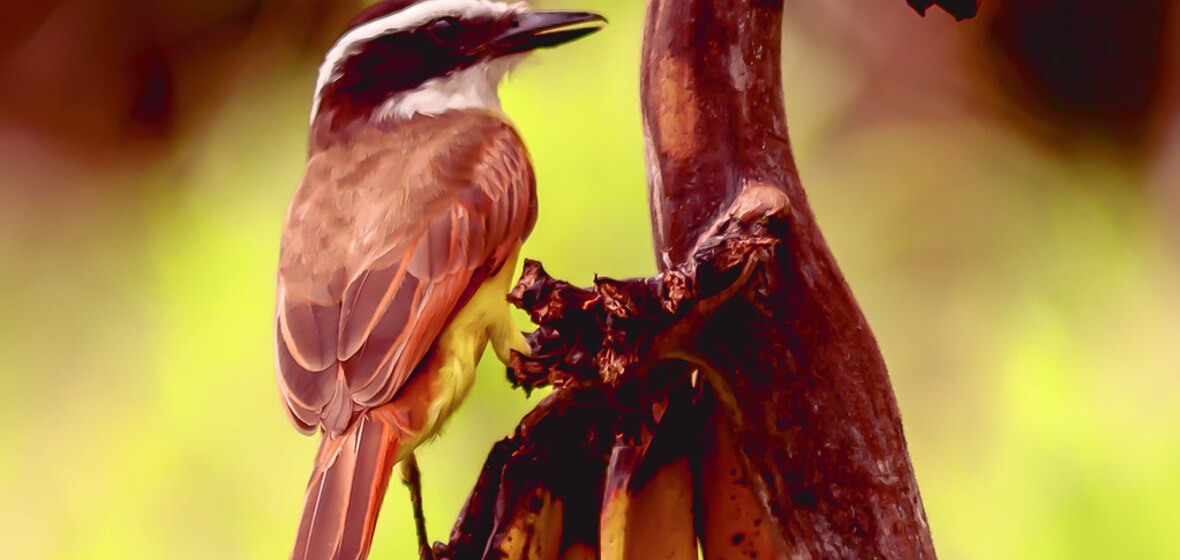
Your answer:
(435, 1), (976, 558)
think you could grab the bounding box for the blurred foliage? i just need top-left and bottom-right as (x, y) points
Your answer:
(1, 1), (1178, 559)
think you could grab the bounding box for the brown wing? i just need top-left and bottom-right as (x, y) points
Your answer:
(274, 112), (536, 436)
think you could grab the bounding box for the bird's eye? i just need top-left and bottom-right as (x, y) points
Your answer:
(426, 17), (461, 43)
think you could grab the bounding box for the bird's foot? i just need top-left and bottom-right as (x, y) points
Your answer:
(400, 454), (435, 560)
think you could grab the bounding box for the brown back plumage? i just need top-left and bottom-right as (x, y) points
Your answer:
(276, 110), (536, 436)
(277, 110), (537, 559)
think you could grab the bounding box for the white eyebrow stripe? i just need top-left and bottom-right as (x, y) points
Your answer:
(309, 0), (526, 123)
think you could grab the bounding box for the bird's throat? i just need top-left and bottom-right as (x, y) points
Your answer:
(374, 55), (523, 122)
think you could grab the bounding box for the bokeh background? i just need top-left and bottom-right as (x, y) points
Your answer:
(2, 0), (1179, 558)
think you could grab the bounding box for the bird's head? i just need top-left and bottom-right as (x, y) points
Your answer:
(310, 0), (605, 130)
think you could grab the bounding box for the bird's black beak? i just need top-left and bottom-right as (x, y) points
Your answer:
(493, 11), (606, 55)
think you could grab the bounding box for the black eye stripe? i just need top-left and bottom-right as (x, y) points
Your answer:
(318, 11), (515, 121)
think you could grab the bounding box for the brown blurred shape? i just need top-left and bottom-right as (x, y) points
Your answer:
(793, 0), (1178, 174)
(985, 0), (1175, 149)
(0, 0), (360, 170)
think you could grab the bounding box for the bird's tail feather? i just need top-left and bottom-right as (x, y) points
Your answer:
(291, 412), (402, 560)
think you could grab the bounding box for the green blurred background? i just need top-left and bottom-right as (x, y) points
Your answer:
(2, 0), (1179, 558)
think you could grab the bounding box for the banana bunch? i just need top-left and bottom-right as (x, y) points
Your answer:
(442, 391), (775, 560)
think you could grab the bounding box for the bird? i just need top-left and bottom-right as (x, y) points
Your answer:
(272, 1), (605, 558)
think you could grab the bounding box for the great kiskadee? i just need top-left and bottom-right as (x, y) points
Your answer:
(273, 1), (604, 558)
